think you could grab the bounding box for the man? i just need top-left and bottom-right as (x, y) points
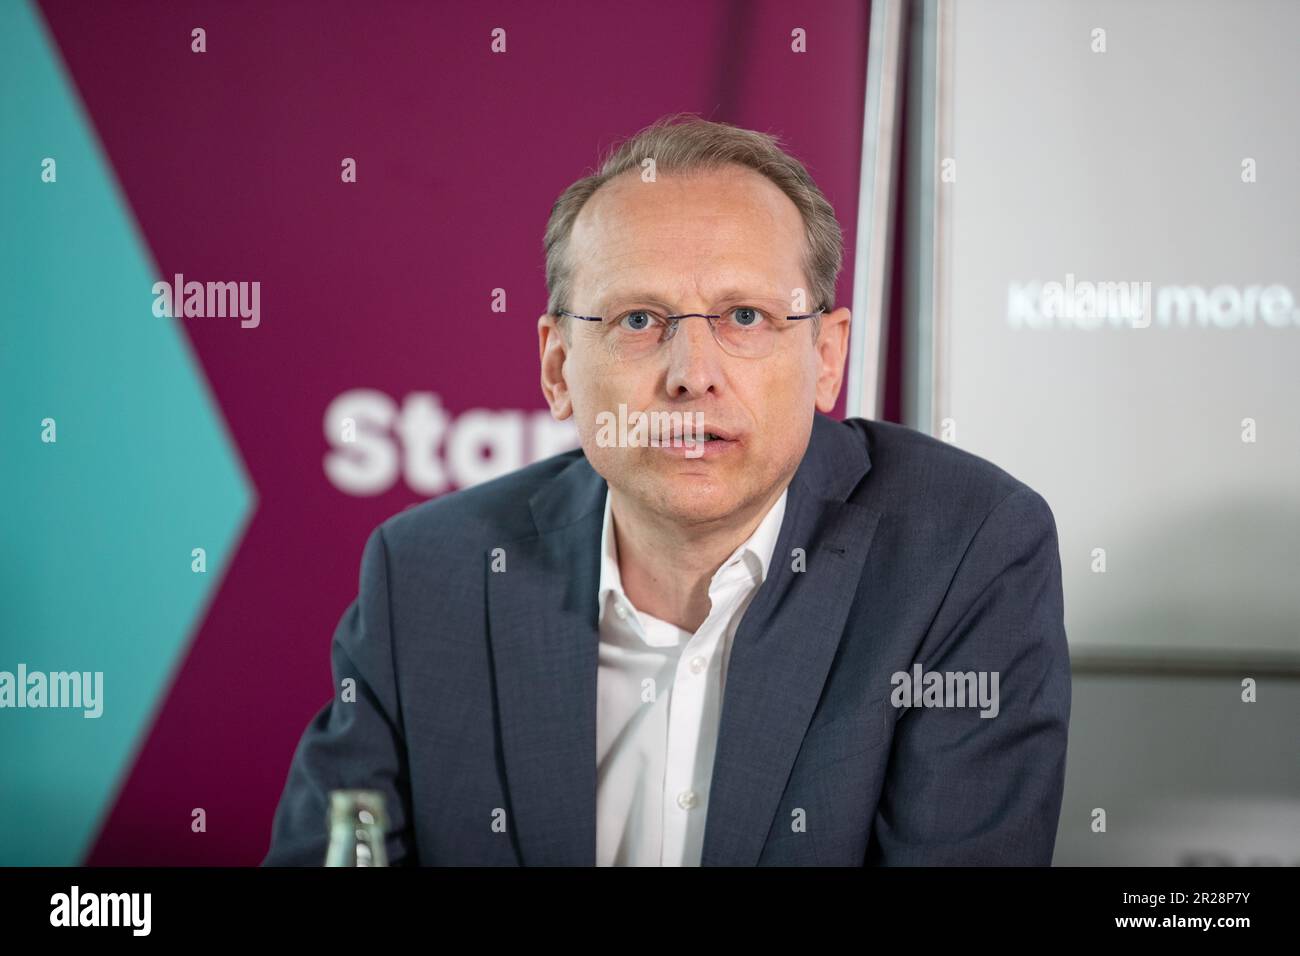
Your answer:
(264, 114), (1070, 866)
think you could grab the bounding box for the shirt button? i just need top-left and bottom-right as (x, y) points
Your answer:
(615, 605), (628, 621)
(676, 790), (699, 810)
(689, 655), (707, 674)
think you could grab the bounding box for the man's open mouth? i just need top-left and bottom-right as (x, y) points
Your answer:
(666, 432), (734, 447)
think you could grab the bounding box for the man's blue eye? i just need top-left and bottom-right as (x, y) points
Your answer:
(731, 307), (762, 328)
(621, 311), (654, 331)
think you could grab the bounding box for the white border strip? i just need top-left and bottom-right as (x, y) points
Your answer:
(847, 0), (906, 420)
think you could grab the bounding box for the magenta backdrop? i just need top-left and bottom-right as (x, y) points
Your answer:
(36, 0), (870, 864)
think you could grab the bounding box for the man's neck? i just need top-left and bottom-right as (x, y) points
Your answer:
(610, 483), (788, 633)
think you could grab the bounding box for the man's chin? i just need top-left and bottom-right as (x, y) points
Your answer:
(641, 477), (746, 525)
(596, 453), (762, 525)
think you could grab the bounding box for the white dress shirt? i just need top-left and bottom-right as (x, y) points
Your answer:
(595, 486), (789, 866)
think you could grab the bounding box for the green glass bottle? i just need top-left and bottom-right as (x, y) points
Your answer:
(324, 790), (389, 867)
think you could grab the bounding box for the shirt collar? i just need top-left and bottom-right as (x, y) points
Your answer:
(597, 485), (789, 613)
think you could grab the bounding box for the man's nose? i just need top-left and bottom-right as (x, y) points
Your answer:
(664, 315), (725, 397)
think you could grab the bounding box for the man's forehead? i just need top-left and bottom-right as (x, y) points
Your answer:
(568, 167), (807, 307)
(575, 165), (799, 236)
(585, 277), (794, 311)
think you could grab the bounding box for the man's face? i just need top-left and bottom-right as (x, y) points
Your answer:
(539, 164), (850, 528)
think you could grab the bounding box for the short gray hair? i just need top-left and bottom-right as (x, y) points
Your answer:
(543, 113), (843, 332)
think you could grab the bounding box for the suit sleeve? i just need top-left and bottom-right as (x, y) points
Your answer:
(867, 486), (1071, 865)
(262, 525), (417, 865)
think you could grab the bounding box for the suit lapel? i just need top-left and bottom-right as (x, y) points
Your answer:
(486, 456), (605, 866)
(700, 415), (880, 865)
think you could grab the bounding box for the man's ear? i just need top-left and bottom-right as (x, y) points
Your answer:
(814, 306), (852, 413)
(538, 313), (573, 420)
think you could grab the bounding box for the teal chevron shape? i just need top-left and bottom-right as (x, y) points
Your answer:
(0, 1), (255, 865)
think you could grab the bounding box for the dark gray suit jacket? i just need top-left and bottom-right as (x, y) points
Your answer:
(264, 414), (1070, 866)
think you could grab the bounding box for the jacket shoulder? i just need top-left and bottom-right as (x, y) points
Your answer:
(844, 417), (1051, 522)
(376, 446), (586, 558)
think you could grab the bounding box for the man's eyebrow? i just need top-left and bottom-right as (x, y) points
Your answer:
(595, 291), (676, 312)
(597, 287), (787, 312)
